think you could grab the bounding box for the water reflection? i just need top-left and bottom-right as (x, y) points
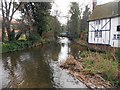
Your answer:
(2, 37), (87, 88)
(2, 49), (54, 88)
(2, 55), (23, 88)
(50, 37), (87, 88)
(58, 37), (70, 63)
(0, 56), (2, 89)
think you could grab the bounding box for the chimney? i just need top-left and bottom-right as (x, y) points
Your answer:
(93, 0), (97, 10)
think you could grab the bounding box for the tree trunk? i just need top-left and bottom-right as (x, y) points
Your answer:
(2, 1), (22, 41)
(2, 19), (5, 42)
(1, 1), (5, 42)
(6, 19), (12, 41)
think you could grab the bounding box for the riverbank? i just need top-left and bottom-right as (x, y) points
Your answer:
(1, 39), (52, 53)
(74, 39), (88, 47)
(67, 39), (120, 89)
(2, 37), (90, 88)
(60, 53), (119, 89)
(60, 46), (119, 89)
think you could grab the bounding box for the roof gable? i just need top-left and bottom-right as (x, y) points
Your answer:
(89, 0), (120, 21)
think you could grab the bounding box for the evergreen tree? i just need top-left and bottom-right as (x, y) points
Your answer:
(67, 2), (81, 39)
(19, 2), (52, 38)
(80, 5), (91, 32)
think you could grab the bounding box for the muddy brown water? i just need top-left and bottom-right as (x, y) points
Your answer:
(1, 37), (88, 88)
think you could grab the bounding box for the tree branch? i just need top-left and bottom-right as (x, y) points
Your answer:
(4, 0), (7, 10)
(4, 0), (10, 21)
(10, 2), (22, 22)
(8, 0), (12, 18)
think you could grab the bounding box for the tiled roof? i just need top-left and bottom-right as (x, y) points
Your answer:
(89, 0), (120, 21)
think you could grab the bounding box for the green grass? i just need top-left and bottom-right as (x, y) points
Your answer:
(80, 51), (119, 87)
(115, 51), (120, 61)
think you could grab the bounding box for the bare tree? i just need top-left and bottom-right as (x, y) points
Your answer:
(1, 0), (21, 41)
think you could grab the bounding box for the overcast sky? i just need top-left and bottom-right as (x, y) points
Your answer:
(0, 0), (114, 25)
(51, 0), (114, 25)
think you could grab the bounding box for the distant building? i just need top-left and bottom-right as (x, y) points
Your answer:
(88, 0), (120, 47)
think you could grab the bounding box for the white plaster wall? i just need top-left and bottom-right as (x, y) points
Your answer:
(88, 18), (110, 44)
(110, 16), (120, 47)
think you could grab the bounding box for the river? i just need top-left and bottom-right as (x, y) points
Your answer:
(1, 37), (88, 88)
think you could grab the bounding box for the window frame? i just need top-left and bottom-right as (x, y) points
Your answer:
(117, 34), (120, 39)
(113, 34), (120, 40)
(95, 30), (102, 38)
(113, 34), (117, 39)
(117, 25), (120, 31)
(95, 30), (99, 38)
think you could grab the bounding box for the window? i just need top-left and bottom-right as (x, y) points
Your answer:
(113, 34), (120, 40)
(117, 25), (120, 31)
(117, 34), (120, 39)
(95, 30), (102, 38)
(113, 34), (117, 39)
(95, 31), (98, 37)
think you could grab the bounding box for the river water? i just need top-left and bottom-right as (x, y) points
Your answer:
(1, 37), (88, 88)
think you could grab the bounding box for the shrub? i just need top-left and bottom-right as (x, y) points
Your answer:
(80, 51), (89, 57)
(2, 40), (34, 53)
(28, 34), (40, 42)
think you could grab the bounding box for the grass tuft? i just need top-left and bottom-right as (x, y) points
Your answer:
(80, 50), (119, 87)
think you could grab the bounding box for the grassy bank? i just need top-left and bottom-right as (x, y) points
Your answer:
(1, 31), (56, 53)
(80, 50), (119, 87)
(74, 38), (88, 47)
(60, 50), (119, 89)
(1, 39), (51, 53)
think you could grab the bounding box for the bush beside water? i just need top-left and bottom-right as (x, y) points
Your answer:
(2, 40), (33, 53)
